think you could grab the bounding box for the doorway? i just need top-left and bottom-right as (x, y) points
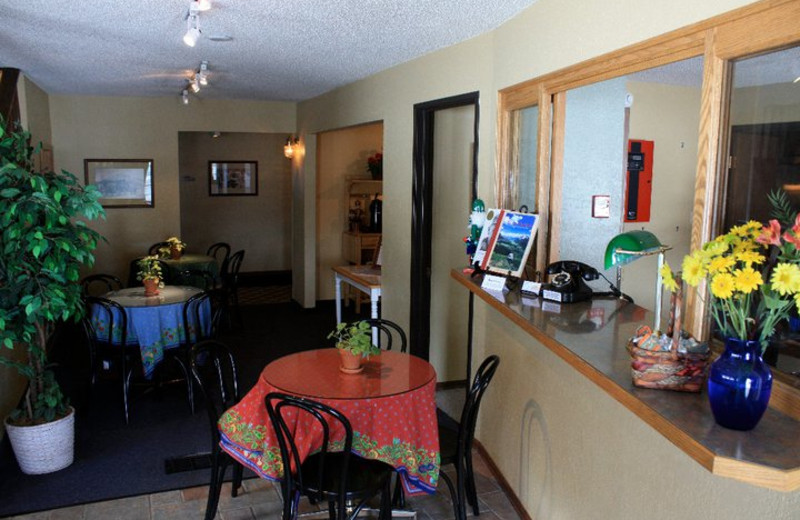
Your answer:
(410, 92), (479, 380)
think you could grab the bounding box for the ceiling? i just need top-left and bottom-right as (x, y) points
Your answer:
(0, 0), (538, 102)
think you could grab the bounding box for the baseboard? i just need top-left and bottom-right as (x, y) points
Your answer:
(473, 439), (532, 520)
(436, 380), (467, 391)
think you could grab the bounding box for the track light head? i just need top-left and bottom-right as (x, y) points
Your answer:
(191, 0), (212, 13)
(190, 77), (201, 93)
(181, 89), (189, 105)
(183, 15), (201, 47)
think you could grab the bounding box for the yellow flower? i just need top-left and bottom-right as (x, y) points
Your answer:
(682, 254), (706, 287)
(660, 263), (679, 292)
(770, 263), (800, 296)
(710, 272), (735, 299)
(730, 224), (750, 237)
(735, 250), (765, 266)
(744, 220), (763, 237)
(702, 240), (729, 259)
(732, 267), (762, 294)
(707, 255), (735, 274)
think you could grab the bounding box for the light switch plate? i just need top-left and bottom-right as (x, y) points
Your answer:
(592, 195), (611, 218)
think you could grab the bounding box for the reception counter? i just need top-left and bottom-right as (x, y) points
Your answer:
(452, 269), (799, 493)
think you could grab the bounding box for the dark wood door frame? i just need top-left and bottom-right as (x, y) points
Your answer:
(409, 91), (479, 360)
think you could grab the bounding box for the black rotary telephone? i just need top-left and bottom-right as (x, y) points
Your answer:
(541, 261), (599, 303)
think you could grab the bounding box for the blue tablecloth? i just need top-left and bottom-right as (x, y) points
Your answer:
(90, 287), (211, 378)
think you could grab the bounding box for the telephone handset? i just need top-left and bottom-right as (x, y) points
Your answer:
(542, 260), (599, 303)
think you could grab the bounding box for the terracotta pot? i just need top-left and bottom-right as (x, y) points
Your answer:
(143, 278), (160, 296)
(170, 247), (182, 260)
(339, 348), (363, 373)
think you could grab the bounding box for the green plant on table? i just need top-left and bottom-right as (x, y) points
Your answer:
(0, 116), (105, 425)
(136, 255), (164, 284)
(158, 236), (186, 257)
(328, 320), (380, 358)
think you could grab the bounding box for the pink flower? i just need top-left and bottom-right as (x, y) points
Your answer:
(757, 219), (782, 246)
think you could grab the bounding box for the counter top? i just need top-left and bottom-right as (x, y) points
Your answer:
(452, 269), (800, 492)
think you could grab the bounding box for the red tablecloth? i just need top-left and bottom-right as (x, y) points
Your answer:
(218, 349), (440, 494)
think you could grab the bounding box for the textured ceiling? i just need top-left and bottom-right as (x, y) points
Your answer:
(0, 0), (539, 102)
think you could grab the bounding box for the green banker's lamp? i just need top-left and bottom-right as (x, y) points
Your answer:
(604, 230), (671, 331)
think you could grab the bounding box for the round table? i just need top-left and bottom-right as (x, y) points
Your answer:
(90, 286), (209, 378)
(263, 348), (435, 400)
(218, 349), (440, 495)
(161, 254), (219, 286)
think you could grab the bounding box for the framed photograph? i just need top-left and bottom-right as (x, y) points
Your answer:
(483, 210), (540, 278)
(208, 161), (258, 196)
(84, 159), (154, 208)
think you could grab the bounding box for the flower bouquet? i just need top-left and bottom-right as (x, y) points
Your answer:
(367, 152), (383, 180)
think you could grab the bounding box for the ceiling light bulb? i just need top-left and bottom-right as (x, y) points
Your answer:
(194, 0), (212, 12)
(181, 90), (189, 105)
(183, 16), (201, 47)
(190, 77), (201, 93)
(284, 137), (295, 159)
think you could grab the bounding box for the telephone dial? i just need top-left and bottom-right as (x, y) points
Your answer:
(541, 261), (599, 303)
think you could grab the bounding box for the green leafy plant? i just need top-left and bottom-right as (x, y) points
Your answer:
(0, 116), (105, 425)
(767, 189), (796, 230)
(136, 255), (164, 283)
(158, 236), (186, 258)
(327, 320), (380, 358)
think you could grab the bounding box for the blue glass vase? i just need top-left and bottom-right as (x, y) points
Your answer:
(707, 337), (772, 431)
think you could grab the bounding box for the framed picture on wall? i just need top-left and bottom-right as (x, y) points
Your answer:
(208, 160), (258, 196)
(84, 159), (154, 208)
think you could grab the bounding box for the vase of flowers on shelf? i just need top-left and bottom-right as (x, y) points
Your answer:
(137, 255), (164, 296)
(367, 152), (383, 180)
(661, 216), (800, 430)
(159, 237), (186, 260)
(328, 320), (380, 374)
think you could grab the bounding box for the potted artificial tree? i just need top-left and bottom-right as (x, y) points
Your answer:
(327, 320), (380, 374)
(0, 116), (104, 474)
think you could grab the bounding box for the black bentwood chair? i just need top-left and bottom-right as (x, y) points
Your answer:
(265, 392), (394, 520)
(80, 273), (124, 297)
(148, 241), (171, 256)
(363, 318), (407, 353)
(438, 355), (500, 520)
(190, 340), (244, 520)
(206, 242), (231, 277)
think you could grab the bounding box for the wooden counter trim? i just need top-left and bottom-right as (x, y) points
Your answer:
(452, 269), (800, 492)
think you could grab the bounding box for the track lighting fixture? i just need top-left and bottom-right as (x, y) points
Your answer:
(183, 14), (201, 47)
(197, 61), (209, 86)
(284, 136), (300, 159)
(191, 0), (212, 13)
(181, 89), (189, 105)
(190, 77), (201, 93)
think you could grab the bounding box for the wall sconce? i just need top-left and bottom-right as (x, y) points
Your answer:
(284, 136), (299, 159)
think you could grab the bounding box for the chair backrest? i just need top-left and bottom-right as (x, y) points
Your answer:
(458, 355), (500, 460)
(81, 274), (123, 296)
(190, 340), (239, 446)
(182, 291), (215, 345)
(206, 242), (231, 276)
(176, 268), (216, 290)
(225, 250), (245, 287)
(148, 241), (171, 256)
(265, 392), (353, 518)
(363, 318), (407, 353)
(84, 296), (128, 347)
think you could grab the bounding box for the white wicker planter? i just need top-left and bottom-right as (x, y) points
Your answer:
(5, 406), (75, 475)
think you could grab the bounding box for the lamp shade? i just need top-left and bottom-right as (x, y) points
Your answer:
(604, 230), (663, 269)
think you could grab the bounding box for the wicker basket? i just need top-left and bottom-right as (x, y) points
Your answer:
(628, 338), (709, 392)
(5, 406), (75, 474)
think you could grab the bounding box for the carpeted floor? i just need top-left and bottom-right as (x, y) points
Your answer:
(237, 285), (292, 306)
(0, 296), (368, 518)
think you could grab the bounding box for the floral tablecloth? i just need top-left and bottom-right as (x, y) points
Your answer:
(89, 286), (210, 378)
(218, 353), (440, 495)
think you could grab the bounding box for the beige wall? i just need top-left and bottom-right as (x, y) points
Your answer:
(49, 95), (296, 281)
(316, 123), (383, 300)
(731, 83), (800, 125)
(622, 81), (701, 312)
(178, 132), (292, 272)
(297, 0), (798, 516)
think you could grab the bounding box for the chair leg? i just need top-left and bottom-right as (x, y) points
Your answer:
(205, 450), (228, 520)
(379, 477), (392, 520)
(392, 472), (406, 508)
(231, 461), (243, 498)
(439, 471), (465, 520)
(465, 453), (480, 515)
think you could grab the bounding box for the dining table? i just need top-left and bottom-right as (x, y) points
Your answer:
(161, 253), (219, 283)
(218, 348), (440, 495)
(88, 285), (210, 378)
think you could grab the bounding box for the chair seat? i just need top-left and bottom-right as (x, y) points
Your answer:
(300, 451), (393, 498)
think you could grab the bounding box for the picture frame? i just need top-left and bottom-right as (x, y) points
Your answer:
(84, 159), (154, 208)
(208, 160), (258, 196)
(478, 209), (539, 278)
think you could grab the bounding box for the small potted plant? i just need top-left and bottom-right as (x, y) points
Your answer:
(136, 256), (164, 296)
(366, 152), (383, 180)
(160, 237), (186, 260)
(327, 320), (380, 373)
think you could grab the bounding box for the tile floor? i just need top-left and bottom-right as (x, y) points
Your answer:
(6, 446), (521, 519)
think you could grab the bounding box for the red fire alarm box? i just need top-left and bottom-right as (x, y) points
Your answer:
(624, 139), (654, 223)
